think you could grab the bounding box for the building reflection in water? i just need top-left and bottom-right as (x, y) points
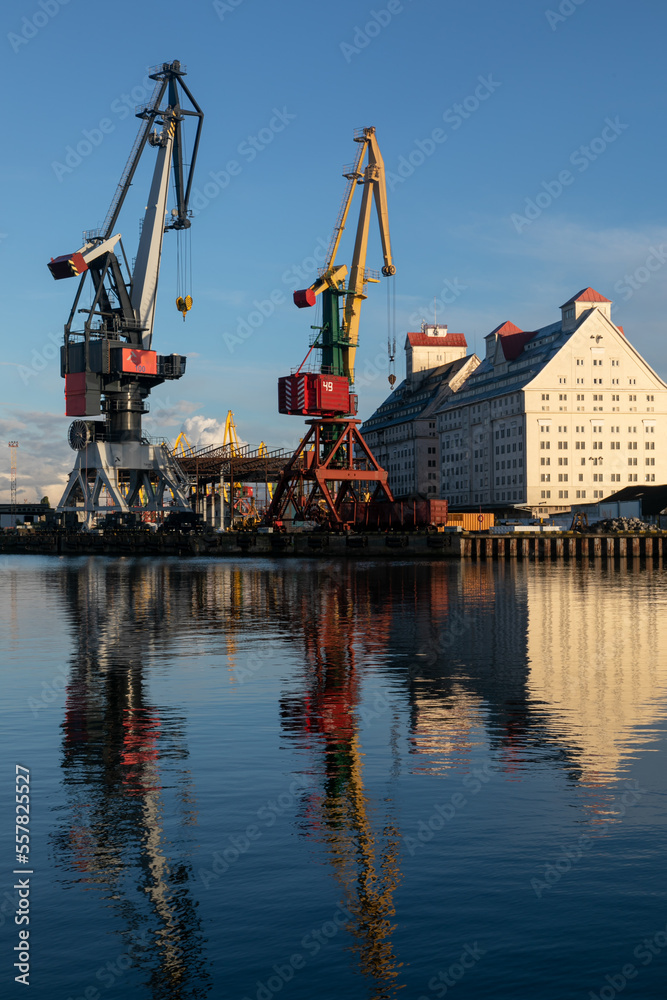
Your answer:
(48, 557), (667, 996)
(53, 561), (212, 1000)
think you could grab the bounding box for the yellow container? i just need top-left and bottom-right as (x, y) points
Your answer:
(447, 512), (495, 532)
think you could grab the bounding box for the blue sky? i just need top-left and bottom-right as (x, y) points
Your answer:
(2, 0), (666, 499)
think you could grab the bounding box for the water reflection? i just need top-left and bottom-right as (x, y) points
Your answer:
(280, 565), (403, 998)
(46, 557), (667, 998)
(54, 562), (212, 1000)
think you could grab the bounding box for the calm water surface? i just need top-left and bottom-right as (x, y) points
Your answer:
(1, 556), (666, 999)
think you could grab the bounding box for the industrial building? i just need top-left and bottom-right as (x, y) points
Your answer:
(437, 288), (667, 513)
(361, 325), (479, 498)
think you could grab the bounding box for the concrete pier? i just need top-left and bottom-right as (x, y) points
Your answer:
(1, 528), (666, 561)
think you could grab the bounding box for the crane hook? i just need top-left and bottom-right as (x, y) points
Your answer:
(176, 295), (193, 321)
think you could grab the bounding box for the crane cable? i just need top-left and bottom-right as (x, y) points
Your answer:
(387, 275), (396, 388)
(175, 131), (193, 321)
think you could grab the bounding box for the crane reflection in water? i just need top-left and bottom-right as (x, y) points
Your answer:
(52, 560), (211, 1000)
(279, 562), (405, 999)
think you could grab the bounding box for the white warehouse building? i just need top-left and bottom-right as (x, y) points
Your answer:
(437, 288), (667, 512)
(361, 324), (479, 498)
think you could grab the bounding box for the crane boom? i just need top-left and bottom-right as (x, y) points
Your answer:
(131, 121), (175, 349)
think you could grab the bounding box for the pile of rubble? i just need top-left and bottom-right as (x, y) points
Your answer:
(589, 517), (653, 533)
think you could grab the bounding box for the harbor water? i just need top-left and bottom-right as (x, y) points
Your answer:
(1, 556), (666, 999)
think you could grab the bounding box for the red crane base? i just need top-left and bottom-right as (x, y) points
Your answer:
(265, 419), (394, 529)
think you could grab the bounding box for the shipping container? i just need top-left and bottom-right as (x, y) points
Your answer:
(337, 499), (449, 530)
(446, 512), (495, 531)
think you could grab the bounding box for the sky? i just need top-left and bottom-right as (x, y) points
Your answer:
(1, 0), (667, 502)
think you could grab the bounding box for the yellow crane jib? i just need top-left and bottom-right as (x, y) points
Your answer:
(290, 126), (395, 390)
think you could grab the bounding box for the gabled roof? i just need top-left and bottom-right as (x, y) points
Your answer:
(489, 320), (523, 338)
(406, 332), (467, 348)
(361, 354), (474, 432)
(487, 321), (539, 361)
(560, 287), (611, 308)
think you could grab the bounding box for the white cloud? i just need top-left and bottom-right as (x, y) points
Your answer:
(182, 414), (248, 450)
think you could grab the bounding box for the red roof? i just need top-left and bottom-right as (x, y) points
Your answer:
(560, 287), (611, 308)
(617, 325), (625, 336)
(487, 321), (537, 361)
(406, 332), (467, 347)
(489, 320), (523, 338)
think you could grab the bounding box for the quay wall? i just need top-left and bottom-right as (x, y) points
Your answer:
(2, 530), (667, 562)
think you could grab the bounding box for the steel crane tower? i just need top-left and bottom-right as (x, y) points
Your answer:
(266, 127), (396, 528)
(49, 61), (203, 525)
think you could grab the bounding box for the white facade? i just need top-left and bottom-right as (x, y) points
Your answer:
(437, 289), (667, 512)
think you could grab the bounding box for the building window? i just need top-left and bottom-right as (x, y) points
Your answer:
(646, 474), (656, 482)
(541, 490), (551, 499)
(558, 441), (568, 449)
(610, 441), (620, 450)
(540, 457), (551, 466)
(646, 458), (655, 466)
(558, 457), (568, 466)
(628, 441), (637, 450)
(611, 474), (621, 482)
(576, 358), (584, 366)
(558, 490), (568, 498)
(542, 394), (550, 400)
(541, 474), (550, 482)
(540, 441), (550, 450)
(628, 458), (638, 466)
(646, 442), (655, 450)
(628, 474), (638, 482)
(558, 474), (568, 482)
